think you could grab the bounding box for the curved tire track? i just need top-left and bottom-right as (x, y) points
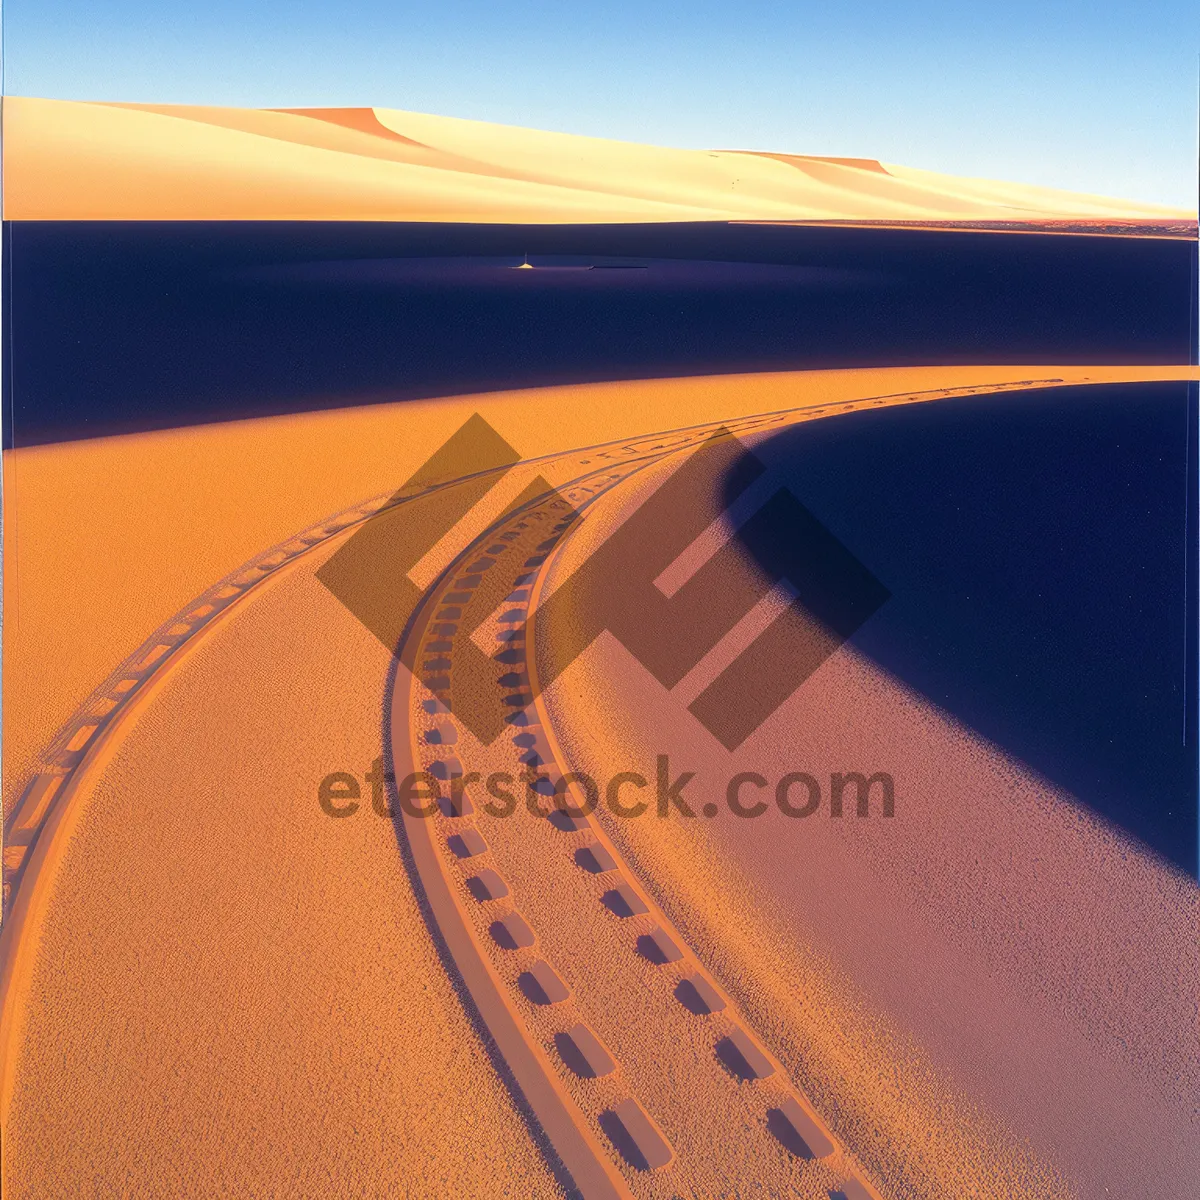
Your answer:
(2, 373), (1120, 1194)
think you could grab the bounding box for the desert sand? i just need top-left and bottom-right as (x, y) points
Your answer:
(7, 366), (1195, 823)
(4, 76), (1198, 1198)
(3, 365), (1199, 1197)
(538, 440), (1200, 1199)
(4, 96), (1194, 225)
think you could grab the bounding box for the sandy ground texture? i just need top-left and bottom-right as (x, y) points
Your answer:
(537, 433), (1200, 1200)
(14, 365), (1194, 823)
(3, 540), (561, 1198)
(3, 366), (1198, 1197)
(5, 96), (1194, 223)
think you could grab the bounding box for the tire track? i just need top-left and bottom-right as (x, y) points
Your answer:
(388, 407), (937, 1195)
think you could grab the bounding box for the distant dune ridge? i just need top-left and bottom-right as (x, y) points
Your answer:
(3, 95), (1194, 226)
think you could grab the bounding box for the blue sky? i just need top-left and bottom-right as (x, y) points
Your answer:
(5, 1), (1198, 206)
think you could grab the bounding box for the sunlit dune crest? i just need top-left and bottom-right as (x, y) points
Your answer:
(4, 95), (1193, 226)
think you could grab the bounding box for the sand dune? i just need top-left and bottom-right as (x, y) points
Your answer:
(6, 366), (1195, 824)
(6, 370), (1197, 1197)
(4, 96), (1192, 225)
(5, 367), (1199, 1197)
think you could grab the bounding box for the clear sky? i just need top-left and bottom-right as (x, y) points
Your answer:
(5, 1), (1198, 207)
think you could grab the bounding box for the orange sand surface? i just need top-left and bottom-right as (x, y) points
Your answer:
(6, 366), (1195, 822)
(5, 96), (1194, 224)
(3, 545), (561, 1197)
(3, 366), (1199, 1197)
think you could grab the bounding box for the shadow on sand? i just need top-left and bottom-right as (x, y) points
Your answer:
(726, 381), (1199, 876)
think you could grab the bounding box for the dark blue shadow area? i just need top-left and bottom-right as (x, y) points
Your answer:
(3, 221), (1192, 446)
(731, 383), (1198, 875)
